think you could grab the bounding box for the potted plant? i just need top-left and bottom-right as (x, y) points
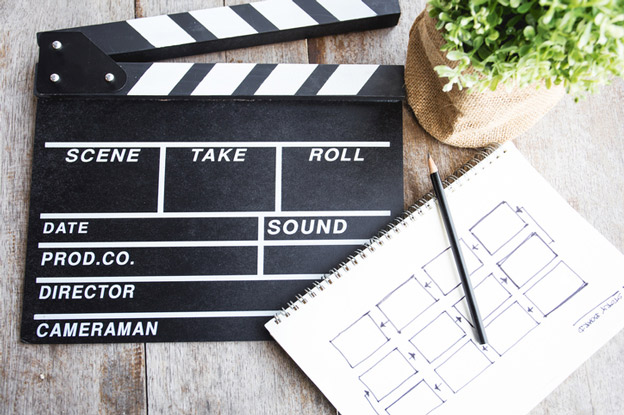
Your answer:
(405, 0), (624, 148)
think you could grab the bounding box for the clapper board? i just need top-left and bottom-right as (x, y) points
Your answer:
(21, 0), (405, 343)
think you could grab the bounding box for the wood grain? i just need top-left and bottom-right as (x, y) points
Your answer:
(133, 1), (333, 413)
(0, 1), (147, 414)
(1, 0), (623, 414)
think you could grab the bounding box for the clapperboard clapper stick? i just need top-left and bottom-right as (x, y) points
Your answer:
(22, 0), (406, 344)
(35, 0), (401, 95)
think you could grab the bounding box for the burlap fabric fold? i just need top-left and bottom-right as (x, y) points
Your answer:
(405, 10), (565, 148)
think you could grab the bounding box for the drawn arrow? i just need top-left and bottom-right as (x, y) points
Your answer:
(482, 345), (489, 351)
(456, 316), (463, 323)
(409, 352), (416, 360)
(364, 390), (382, 415)
(500, 277), (508, 284)
(380, 320), (389, 328)
(517, 206), (555, 243)
(434, 384), (441, 391)
(472, 244), (479, 250)
(424, 282), (432, 288)
(527, 307), (534, 313)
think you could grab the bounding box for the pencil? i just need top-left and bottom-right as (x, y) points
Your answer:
(428, 154), (488, 345)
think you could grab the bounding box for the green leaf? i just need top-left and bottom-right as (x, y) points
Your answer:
(446, 50), (465, 60)
(434, 65), (459, 78)
(517, 1), (533, 14)
(473, 36), (484, 50)
(523, 25), (536, 39)
(489, 75), (501, 91)
(578, 22), (593, 49)
(606, 24), (624, 38)
(487, 30), (500, 41)
(442, 82), (454, 92)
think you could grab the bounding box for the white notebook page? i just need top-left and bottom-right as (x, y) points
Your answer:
(266, 142), (624, 415)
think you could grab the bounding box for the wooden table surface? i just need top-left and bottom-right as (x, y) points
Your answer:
(2, 0), (623, 413)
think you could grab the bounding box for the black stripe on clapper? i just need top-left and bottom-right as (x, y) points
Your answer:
(169, 63), (215, 96)
(361, 0), (400, 15)
(232, 64), (278, 96)
(78, 21), (155, 57)
(230, 4), (279, 33)
(168, 12), (217, 42)
(292, 0), (339, 24)
(357, 65), (405, 98)
(117, 63), (152, 94)
(295, 65), (338, 96)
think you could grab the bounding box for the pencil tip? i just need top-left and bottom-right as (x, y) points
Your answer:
(427, 153), (438, 174)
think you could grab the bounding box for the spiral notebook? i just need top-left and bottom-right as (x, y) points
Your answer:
(265, 142), (624, 415)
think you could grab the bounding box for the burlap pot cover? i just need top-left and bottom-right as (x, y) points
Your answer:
(405, 10), (565, 148)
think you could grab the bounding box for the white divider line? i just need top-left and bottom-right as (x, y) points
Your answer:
(257, 218), (265, 276)
(275, 147), (282, 212)
(38, 239), (368, 249)
(40, 210), (391, 219)
(36, 274), (323, 283)
(157, 146), (166, 213)
(45, 141), (390, 148)
(34, 310), (277, 320)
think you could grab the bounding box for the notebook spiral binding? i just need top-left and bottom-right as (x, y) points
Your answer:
(274, 144), (502, 324)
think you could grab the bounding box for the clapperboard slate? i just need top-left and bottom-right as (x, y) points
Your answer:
(21, 0), (405, 343)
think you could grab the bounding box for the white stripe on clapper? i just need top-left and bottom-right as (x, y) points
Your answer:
(251, 0), (318, 30)
(190, 7), (257, 39)
(126, 15), (195, 48)
(316, 0), (377, 20)
(255, 64), (318, 96)
(192, 63), (256, 96)
(128, 63), (193, 96)
(317, 64), (379, 96)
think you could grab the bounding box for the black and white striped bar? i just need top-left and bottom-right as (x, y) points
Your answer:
(38, 62), (405, 99)
(46, 0), (400, 61)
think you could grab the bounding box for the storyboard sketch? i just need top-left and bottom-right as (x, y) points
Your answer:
(329, 200), (587, 415)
